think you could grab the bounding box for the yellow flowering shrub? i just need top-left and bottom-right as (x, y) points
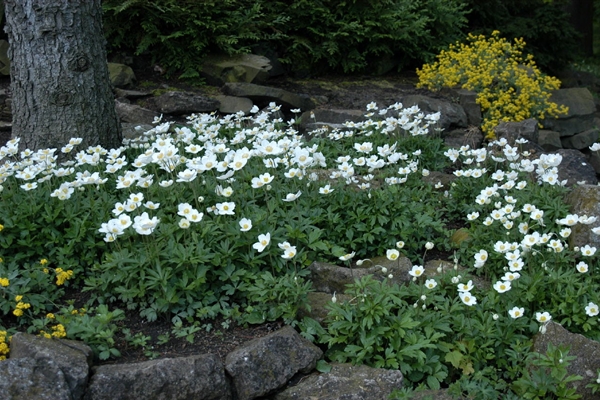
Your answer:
(0, 330), (9, 360)
(55, 268), (74, 286)
(416, 31), (567, 139)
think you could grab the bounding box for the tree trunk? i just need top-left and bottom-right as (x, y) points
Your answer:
(4, 0), (121, 152)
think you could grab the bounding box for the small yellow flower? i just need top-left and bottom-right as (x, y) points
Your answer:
(0, 224), (4, 231)
(46, 313), (55, 319)
(13, 308), (23, 317)
(55, 268), (74, 286)
(14, 295), (22, 302)
(40, 259), (48, 265)
(43, 268), (49, 274)
(0, 277), (8, 287)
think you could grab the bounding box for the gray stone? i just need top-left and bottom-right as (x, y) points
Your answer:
(215, 95), (254, 114)
(542, 88), (596, 136)
(538, 130), (563, 151)
(298, 291), (351, 325)
(115, 101), (158, 125)
(108, 63), (136, 88)
(86, 354), (230, 400)
(223, 82), (315, 113)
(443, 128), (484, 149)
(121, 123), (155, 140)
(441, 88), (481, 126)
(308, 257), (412, 294)
(566, 185), (600, 249)
(299, 108), (364, 132)
(0, 357), (72, 400)
(201, 54), (272, 86)
(399, 94), (467, 131)
(272, 363), (403, 400)
(153, 91), (220, 114)
(555, 149), (598, 186)
(494, 118), (539, 145)
(10, 333), (92, 400)
(561, 129), (599, 150)
(225, 326), (322, 400)
(533, 321), (600, 400)
(0, 40), (9, 75)
(113, 88), (151, 100)
(586, 151), (600, 175)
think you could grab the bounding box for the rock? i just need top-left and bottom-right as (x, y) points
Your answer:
(542, 88), (596, 136)
(494, 118), (539, 145)
(153, 91), (220, 114)
(86, 354), (230, 400)
(9, 333), (92, 400)
(565, 185), (600, 249)
(108, 63), (136, 88)
(298, 291), (350, 325)
(308, 257), (412, 294)
(0, 357), (72, 400)
(272, 363), (403, 400)
(586, 151), (600, 175)
(441, 88), (482, 126)
(201, 54), (273, 86)
(121, 123), (154, 140)
(299, 108), (365, 132)
(533, 321), (600, 400)
(225, 326), (322, 400)
(555, 149), (598, 186)
(222, 82), (315, 112)
(215, 95), (254, 114)
(115, 101), (158, 125)
(398, 94), (467, 131)
(538, 130), (563, 151)
(113, 88), (151, 100)
(561, 128), (599, 150)
(0, 40), (9, 75)
(443, 128), (484, 149)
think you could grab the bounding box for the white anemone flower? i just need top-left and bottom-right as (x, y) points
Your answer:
(508, 307), (524, 319)
(252, 233), (271, 252)
(239, 218), (252, 232)
(283, 191), (302, 202)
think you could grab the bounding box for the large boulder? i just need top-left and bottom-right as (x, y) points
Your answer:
(223, 82), (315, 112)
(272, 363), (403, 400)
(561, 128), (599, 150)
(542, 88), (596, 136)
(115, 101), (158, 125)
(566, 184), (600, 249)
(398, 94), (468, 131)
(225, 325), (322, 400)
(555, 149), (598, 186)
(533, 321), (600, 400)
(153, 91), (220, 114)
(9, 333), (93, 400)
(0, 357), (72, 400)
(494, 118), (539, 145)
(538, 130), (563, 151)
(308, 257), (413, 294)
(108, 63), (136, 88)
(215, 95), (254, 114)
(201, 54), (273, 86)
(86, 354), (231, 400)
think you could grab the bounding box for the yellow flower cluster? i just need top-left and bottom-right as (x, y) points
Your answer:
(13, 295), (31, 317)
(0, 277), (8, 287)
(55, 268), (74, 286)
(0, 330), (9, 361)
(40, 324), (67, 339)
(416, 31), (568, 139)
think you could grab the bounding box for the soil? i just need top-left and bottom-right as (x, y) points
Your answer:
(2, 64), (456, 366)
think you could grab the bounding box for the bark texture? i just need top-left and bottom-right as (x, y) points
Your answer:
(4, 0), (121, 151)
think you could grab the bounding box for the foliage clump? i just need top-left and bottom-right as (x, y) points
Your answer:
(416, 31), (567, 138)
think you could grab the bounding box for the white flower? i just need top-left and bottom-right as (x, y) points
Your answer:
(580, 244), (597, 256)
(159, 180), (174, 187)
(459, 291), (477, 306)
(425, 242), (434, 250)
(283, 190), (302, 202)
(493, 280), (511, 293)
(457, 280), (474, 293)
(319, 184), (334, 194)
(424, 279), (437, 289)
(178, 218), (191, 229)
(252, 233), (271, 253)
(536, 311), (552, 323)
(386, 249), (400, 261)
(396, 241), (405, 249)
(503, 272), (520, 281)
(216, 202), (236, 215)
(508, 306), (524, 319)
(176, 168), (197, 182)
(177, 203), (194, 217)
(144, 201), (160, 210)
(586, 302), (599, 317)
(281, 246), (297, 259)
(408, 265), (424, 278)
(576, 261), (589, 273)
(339, 252), (356, 261)
(132, 212), (160, 235)
(239, 218), (252, 232)
(467, 212), (479, 221)
(474, 249), (488, 265)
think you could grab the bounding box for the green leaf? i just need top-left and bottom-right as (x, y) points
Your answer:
(316, 359), (332, 373)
